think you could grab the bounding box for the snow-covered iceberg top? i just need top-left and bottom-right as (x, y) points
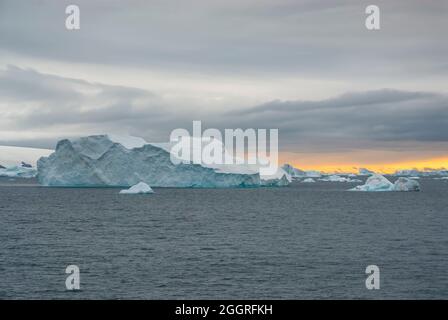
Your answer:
(349, 174), (420, 192)
(120, 182), (154, 194)
(37, 135), (289, 188)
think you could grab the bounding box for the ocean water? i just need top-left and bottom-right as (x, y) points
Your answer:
(0, 177), (447, 299)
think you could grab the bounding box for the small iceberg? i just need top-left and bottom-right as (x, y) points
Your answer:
(302, 178), (316, 183)
(349, 174), (394, 192)
(119, 182), (154, 194)
(394, 177), (420, 192)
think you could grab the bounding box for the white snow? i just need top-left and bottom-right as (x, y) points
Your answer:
(409, 176), (420, 180)
(119, 182), (154, 194)
(393, 177), (420, 192)
(349, 174), (395, 192)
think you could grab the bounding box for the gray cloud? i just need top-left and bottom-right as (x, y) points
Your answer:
(1, 66), (447, 155)
(0, 0), (447, 80)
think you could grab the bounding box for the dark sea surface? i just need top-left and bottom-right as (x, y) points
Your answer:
(1, 177), (447, 299)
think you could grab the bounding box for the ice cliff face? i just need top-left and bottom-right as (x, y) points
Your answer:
(37, 135), (288, 188)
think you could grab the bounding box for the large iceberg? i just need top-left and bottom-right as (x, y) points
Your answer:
(37, 135), (289, 188)
(393, 177), (420, 192)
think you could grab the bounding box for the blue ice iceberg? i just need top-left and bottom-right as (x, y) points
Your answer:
(37, 135), (290, 188)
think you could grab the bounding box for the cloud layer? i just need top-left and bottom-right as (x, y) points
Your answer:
(1, 66), (447, 156)
(0, 1), (447, 166)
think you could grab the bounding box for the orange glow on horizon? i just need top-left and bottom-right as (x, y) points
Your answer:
(281, 155), (448, 174)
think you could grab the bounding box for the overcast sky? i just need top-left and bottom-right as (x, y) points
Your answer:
(0, 0), (447, 169)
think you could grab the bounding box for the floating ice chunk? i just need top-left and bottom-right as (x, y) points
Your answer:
(349, 174), (394, 191)
(302, 178), (316, 183)
(119, 182), (154, 194)
(393, 177), (420, 192)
